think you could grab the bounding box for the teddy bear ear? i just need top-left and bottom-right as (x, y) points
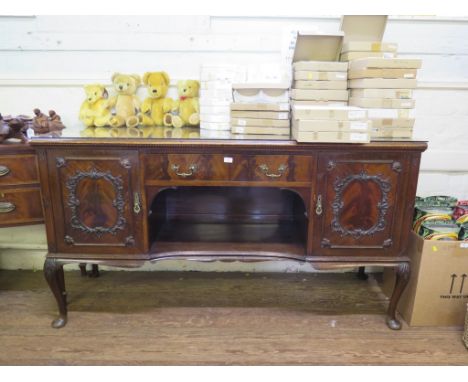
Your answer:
(161, 72), (170, 86)
(132, 74), (141, 86)
(142, 72), (151, 85)
(111, 73), (120, 82)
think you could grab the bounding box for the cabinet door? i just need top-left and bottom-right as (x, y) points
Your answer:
(313, 153), (408, 257)
(49, 151), (143, 254)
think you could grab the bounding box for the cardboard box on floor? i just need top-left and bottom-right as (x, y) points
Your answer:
(382, 232), (468, 326)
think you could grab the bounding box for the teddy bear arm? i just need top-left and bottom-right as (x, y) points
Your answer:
(192, 98), (200, 113)
(141, 99), (152, 114)
(107, 96), (117, 108)
(132, 95), (141, 111)
(162, 98), (174, 113)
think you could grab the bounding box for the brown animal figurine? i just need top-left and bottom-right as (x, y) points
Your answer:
(32, 108), (66, 135)
(0, 113), (31, 143)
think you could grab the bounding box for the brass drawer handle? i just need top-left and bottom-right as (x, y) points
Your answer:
(258, 164), (287, 178)
(0, 165), (10, 177)
(0, 201), (16, 213)
(315, 195), (323, 216)
(171, 164), (197, 178)
(133, 192), (141, 214)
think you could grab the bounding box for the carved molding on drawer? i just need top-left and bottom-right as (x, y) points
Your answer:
(331, 171), (391, 239)
(66, 168), (126, 236)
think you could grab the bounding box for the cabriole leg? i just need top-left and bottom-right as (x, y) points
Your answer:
(386, 262), (411, 330)
(44, 258), (68, 329)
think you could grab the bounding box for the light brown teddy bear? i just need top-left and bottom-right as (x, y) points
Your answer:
(169, 80), (200, 128)
(79, 84), (111, 127)
(139, 72), (173, 126)
(108, 73), (141, 129)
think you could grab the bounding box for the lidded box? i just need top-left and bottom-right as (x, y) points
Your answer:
(292, 31), (347, 72)
(340, 15), (397, 53)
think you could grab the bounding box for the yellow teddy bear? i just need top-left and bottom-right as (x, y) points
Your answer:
(138, 72), (173, 126)
(79, 84), (111, 127)
(108, 73), (141, 129)
(169, 80), (200, 128)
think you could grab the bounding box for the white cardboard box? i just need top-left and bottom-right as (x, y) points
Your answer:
(231, 125), (290, 135)
(232, 84), (290, 104)
(348, 68), (418, 79)
(348, 78), (417, 89)
(349, 97), (415, 109)
(199, 105), (231, 114)
(367, 108), (415, 119)
(199, 114), (231, 123)
(200, 122), (231, 131)
(292, 126), (370, 143)
(349, 58), (423, 70)
(293, 80), (348, 90)
(230, 103), (289, 111)
(231, 117), (290, 128)
(291, 105), (367, 120)
(294, 71), (347, 81)
(292, 119), (371, 131)
(370, 118), (415, 128)
(291, 89), (349, 101)
(350, 88), (413, 99)
(340, 51), (396, 61)
(371, 127), (413, 139)
(341, 41), (398, 53)
(230, 110), (289, 120)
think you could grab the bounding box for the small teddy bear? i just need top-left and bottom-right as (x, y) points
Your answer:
(108, 73), (141, 129)
(79, 84), (111, 127)
(169, 80), (200, 128)
(139, 72), (173, 127)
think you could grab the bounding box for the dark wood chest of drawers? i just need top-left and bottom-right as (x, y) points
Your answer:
(31, 138), (427, 330)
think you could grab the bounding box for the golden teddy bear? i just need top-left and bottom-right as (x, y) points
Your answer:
(79, 84), (111, 127)
(108, 73), (141, 129)
(138, 72), (173, 126)
(168, 80), (200, 128)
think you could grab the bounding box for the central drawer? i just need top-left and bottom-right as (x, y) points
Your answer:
(143, 153), (313, 183)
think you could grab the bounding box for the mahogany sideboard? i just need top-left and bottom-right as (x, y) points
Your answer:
(30, 137), (427, 330)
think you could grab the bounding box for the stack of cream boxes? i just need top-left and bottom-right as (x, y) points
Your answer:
(348, 57), (421, 139)
(339, 16), (421, 139)
(199, 65), (245, 138)
(230, 83), (290, 139)
(290, 32), (371, 143)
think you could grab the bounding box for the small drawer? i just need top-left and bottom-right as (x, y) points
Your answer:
(0, 187), (43, 226)
(144, 154), (234, 181)
(251, 155), (312, 182)
(0, 154), (39, 186)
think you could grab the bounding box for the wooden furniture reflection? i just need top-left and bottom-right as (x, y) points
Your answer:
(31, 138), (427, 330)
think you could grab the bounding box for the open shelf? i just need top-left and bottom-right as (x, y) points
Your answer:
(148, 186), (308, 259)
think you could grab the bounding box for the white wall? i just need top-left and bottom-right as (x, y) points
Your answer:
(1, 15), (467, 271)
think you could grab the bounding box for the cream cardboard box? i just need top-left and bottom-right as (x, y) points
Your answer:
(382, 232), (468, 326)
(230, 110), (289, 120)
(291, 105), (367, 120)
(232, 83), (290, 104)
(370, 118), (415, 128)
(349, 97), (415, 109)
(294, 71), (347, 81)
(293, 80), (348, 90)
(340, 51), (396, 62)
(340, 15), (397, 53)
(231, 117), (290, 128)
(293, 61), (348, 72)
(292, 100), (348, 107)
(367, 108), (414, 119)
(349, 78), (417, 89)
(292, 126), (370, 143)
(348, 68), (418, 79)
(292, 119), (371, 132)
(350, 88), (413, 99)
(349, 58), (423, 70)
(230, 103), (289, 112)
(291, 89), (349, 101)
(292, 31), (344, 63)
(231, 125), (290, 136)
(371, 127), (413, 139)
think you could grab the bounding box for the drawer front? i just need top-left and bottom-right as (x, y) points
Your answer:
(0, 187), (43, 226)
(251, 155), (312, 183)
(0, 154), (39, 186)
(144, 154), (236, 181)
